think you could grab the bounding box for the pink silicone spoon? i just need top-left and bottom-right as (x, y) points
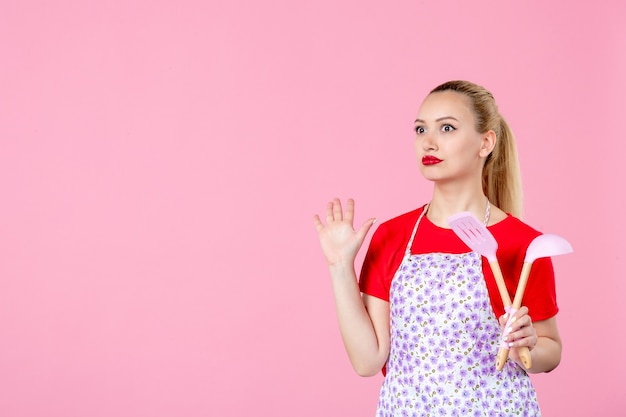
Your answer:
(503, 233), (573, 367)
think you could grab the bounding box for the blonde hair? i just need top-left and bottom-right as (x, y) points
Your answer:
(430, 80), (523, 218)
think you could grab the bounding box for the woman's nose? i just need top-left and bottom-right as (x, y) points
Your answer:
(421, 132), (437, 151)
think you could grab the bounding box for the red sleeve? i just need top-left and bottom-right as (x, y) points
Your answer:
(359, 224), (392, 301)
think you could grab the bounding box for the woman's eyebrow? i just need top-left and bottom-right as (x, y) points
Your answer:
(414, 116), (460, 124)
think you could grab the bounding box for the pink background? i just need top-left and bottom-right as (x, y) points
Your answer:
(1, 1), (624, 416)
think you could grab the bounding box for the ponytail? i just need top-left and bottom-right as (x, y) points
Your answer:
(482, 117), (523, 218)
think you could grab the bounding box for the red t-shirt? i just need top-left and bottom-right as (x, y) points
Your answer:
(359, 206), (558, 321)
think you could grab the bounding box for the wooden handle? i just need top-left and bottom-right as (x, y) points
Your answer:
(489, 260), (532, 370)
(518, 347), (532, 369)
(496, 347), (508, 371)
(512, 263), (532, 309)
(489, 260), (512, 307)
(496, 345), (531, 370)
(513, 262), (533, 370)
(489, 260), (512, 369)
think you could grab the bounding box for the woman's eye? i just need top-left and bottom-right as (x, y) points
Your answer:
(442, 124), (455, 132)
(415, 126), (425, 134)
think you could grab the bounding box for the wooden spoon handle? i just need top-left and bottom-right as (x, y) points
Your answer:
(518, 347), (532, 369)
(512, 262), (533, 370)
(490, 260), (532, 370)
(512, 263), (532, 309)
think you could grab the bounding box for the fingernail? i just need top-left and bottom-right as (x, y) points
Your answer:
(508, 342), (515, 348)
(373, 218), (378, 224)
(510, 316), (517, 324)
(503, 336), (508, 342)
(506, 327), (512, 334)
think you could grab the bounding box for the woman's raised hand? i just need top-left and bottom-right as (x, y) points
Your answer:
(313, 198), (376, 267)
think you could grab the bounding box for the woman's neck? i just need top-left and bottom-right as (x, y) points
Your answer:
(426, 183), (489, 228)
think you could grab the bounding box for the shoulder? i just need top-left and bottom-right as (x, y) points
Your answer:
(366, 205), (425, 251)
(372, 206), (424, 240)
(360, 206), (427, 296)
(490, 214), (543, 250)
(377, 206), (425, 231)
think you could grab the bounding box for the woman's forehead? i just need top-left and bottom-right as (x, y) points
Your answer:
(416, 91), (474, 122)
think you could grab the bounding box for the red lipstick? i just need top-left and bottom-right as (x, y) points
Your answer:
(422, 155), (443, 165)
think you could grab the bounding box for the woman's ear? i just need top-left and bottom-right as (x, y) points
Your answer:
(479, 130), (497, 157)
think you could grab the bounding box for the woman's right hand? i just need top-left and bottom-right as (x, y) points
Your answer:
(313, 198), (376, 267)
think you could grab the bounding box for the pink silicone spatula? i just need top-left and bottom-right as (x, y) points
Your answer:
(447, 211), (531, 371)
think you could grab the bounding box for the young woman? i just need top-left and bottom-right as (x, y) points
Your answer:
(313, 80), (561, 416)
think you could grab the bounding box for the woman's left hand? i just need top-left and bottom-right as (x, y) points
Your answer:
(499, 306), (538, 356)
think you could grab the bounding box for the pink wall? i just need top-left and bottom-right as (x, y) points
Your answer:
(1, 1), (624, 416)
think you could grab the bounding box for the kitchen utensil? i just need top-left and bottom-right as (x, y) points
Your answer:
(502, 234), (574, 368)
(448, 211), (531, 370)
